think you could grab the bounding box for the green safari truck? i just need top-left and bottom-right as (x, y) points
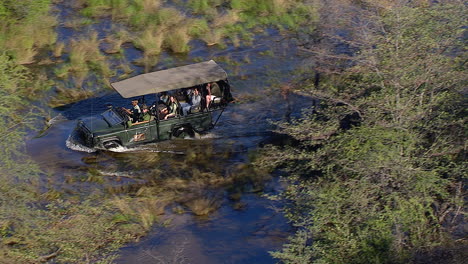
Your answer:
(73, 60), (233, 150)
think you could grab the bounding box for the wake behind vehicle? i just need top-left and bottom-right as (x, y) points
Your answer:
(73, 60), (233, 150)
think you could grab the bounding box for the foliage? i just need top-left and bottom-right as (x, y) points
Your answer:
(0, 0), (56, 64)
(257, 2), (467, 263)
(0, 54), (41, 175)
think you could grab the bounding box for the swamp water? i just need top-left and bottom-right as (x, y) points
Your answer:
(25, 2), (315, 263)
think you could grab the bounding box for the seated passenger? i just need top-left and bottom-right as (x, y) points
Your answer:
(158, 104), (169, 120)
(205, 82), (218, 110)
(175, 89), (188, 103)
(164, 96), (179, 119)
(181, 88), (201, 115)
(141, 105), (152, 122)
(159, 92), (169, 105)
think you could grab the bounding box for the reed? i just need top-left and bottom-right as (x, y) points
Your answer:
(112, 196), (167, 231)
(137, 206), (156, 231)
(53, 42), (65, 57)
(140, 0), (161, 13)
(155, 7), (184, 28)
(5, 18), (56, 64)
(91, 60), (114, 78)
(164, 26), (191, 53)
(117, 62), (134, 79)
(81, 0), (112, 17)
(104, 29), (130, 54)
(200, 28), (225, 46)
(187, 18), (210, 38)
(48, 86), (94, 107)
(212, 10), (240, 28)
(15, 48), (37, 65)
(133, 54), (160, 73)
(63, 18), (94, 29)
(54, 65), (71, 78)
(133, 28), (164, 56)
(188, 0), (218, 15)
(198, 10), (240, 46)
(183, 196), (220, 216)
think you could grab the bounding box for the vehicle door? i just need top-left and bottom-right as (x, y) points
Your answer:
(157, 118), (178, 141)
(125, 121), (152, 144)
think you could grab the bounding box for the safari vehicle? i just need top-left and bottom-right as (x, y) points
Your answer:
(74, 60), (233, 149)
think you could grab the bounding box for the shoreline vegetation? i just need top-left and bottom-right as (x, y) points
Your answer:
(256, 1), (467, 263)
(0, 0), (466, 263)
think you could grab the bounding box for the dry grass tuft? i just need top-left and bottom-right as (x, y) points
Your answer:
(16, 48), (37, 65)
(48, 86), (94, 107)
(201, 29), (225, 46)
(141, 0), (161, 13)
(68, 32), (104, 72)
(157, 8), (185, 29)
(212, 10), (240, 28)
(132, 54), (159, 73)
(183, 196), (220, 216)
(104, 29), (130, 54)
(164, 26), (191, 53)
(198, 10), (240, 46)
(271, 0), (292, 15)
(53, 42), (65, 57)
(133, 28), (164, 56)
(112, 195), (172, 231)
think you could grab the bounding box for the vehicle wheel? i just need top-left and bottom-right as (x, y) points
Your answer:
(173, 126), (195, 138)
(103, 140), (121, 149)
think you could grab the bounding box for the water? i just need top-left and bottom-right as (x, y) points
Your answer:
(25, 2), (315, 263)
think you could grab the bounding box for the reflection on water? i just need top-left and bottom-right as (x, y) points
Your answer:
(114, 189), (290, 264)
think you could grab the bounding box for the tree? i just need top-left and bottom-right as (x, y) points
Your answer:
(260, 1), (467, 263)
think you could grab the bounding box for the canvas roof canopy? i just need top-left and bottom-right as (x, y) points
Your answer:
(111, 60), (227, 98)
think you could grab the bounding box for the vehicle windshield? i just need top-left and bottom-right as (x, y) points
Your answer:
(101, 109), (124, 126)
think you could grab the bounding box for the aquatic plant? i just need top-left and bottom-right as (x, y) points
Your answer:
(63, 17), (94, 29)
(183, 196), (221, 216)
(54, 32), (116, 90)
(155, 7), (185, 28)
(75, 0), (314, 55)
(133, 28), (164, 56)
(48, 85), (94, 108)
(103, 29), (130, 54)
(2, 14), (57, 64)
(164, 26), (191, 54)
(53, 42), (65, 58)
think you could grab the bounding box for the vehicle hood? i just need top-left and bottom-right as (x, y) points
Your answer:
(80, 116), (116, 133)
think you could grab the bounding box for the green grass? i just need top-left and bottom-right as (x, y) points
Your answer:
(164, 26), (191, 53)
(133, 28), (164, 56)
(76, 0), (313, 55)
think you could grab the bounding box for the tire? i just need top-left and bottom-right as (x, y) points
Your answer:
(173, 126), (195, 138)
(103, 140), (121, 149)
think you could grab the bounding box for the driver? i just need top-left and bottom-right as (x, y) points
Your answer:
(122, 100), (141, 122)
